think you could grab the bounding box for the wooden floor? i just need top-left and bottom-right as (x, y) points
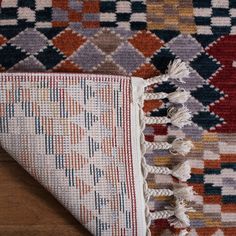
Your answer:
(0, 147), (91, 236)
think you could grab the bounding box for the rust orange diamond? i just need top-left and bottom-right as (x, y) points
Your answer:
(52, 29), (87, 56)
(129, 31), (164, 57)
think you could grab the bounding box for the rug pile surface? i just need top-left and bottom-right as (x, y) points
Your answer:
(0, 0), (236, 235)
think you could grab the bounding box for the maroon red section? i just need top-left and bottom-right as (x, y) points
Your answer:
(207, 36), (236, 133)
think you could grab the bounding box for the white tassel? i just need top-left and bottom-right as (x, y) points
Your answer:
(172, 161), (191, 182)
(144, 138), (193, 156)
(144, 185), (195, 202)
(167, 59), (190, 83)
(148, 200), (194, 228)
(173, 185), (196, 201)
(170, 138), (194, 156)
(143, 161), (191, 181)
(168, 88), (190, 104)
(168, 106), (192, 128)
(178, 229), (189, 236)
(144, 88), (190, 104)
(166, 200), (194, 228)
(144, 59), (190, 87)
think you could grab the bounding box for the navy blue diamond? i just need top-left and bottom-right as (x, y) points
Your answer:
(190, 53), (220, 80)
(38, 28), (65, 39)
(153, 81), (177, 93)
(0, 26), (26, 39)
(193, 34), (220, 48)
(192, 111), (223, 130)
(0, 44), (27, 69)
(191, 84), (224, 106)
(151, 48), (176, 73)
(36, 46), (64, 69)
(151, 30), (179, 43)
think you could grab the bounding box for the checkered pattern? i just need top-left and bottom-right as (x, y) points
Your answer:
(100, 0), (146, 30)
(193, 0), (236, 35)
(147, 0), (196, 33)
(0, 0), (52, 28)
(52, 0), (100, 28)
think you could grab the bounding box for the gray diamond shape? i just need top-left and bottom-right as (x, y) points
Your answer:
(70, 42), (105, 71)
(9, 28), (48, 54)
(168, 35), (202, 62)
(173, 69), (205, 91)
(9, 56), (46, 72)
(112, 43), (145, 74)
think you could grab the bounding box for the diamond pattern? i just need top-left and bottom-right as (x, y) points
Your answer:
(190, 53), (220, 80)
(151, 48), (175, 73)
(70, 42), (105, 71)
(36, 45), (65, 69)
(168, 34), (202, 62)
(191, 84), (224, 106)
(173, 70), (205, 91)
(192, 111), (224, 130)
(9, 56), (46, 72)
(112, 42), (145, 74)
(0, 44), (27, 69)
(52, 29), (86, 56)
(53, 60), (82, 73)
(91, 29), (123, 54)
(9, 28), (48, 54)
(129, 31), (163, 57)
(94, 59), (125, 75)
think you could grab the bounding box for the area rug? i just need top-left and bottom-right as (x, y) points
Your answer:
(0, 0), (236, 235)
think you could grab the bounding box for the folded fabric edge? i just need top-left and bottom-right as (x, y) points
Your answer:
(131, 77), (147, 236)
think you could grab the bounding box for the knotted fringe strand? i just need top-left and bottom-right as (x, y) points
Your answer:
(144, 88), (190, 104)
(144, 138), (194, 156)
(144, 59), (190, 87)
(178, 229), (189, 236)
(144, 161), (191, 182)
(145, 184), (195, 202)
(139, 59), (194, 234)
(144, 106), (192, 128)
(147, 200), (195, 228)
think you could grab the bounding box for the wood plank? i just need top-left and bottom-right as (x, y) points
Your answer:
(0, 151), (91, 236)
(0, 147), (13, 162)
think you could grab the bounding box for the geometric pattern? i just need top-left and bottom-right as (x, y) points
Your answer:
(207, 35), (236, 133)
(193, 0), (236, 35)
(1, 27), (159, 75)
(0, 0), (52, 28)
(0, 27), (230, 131)
(147, 0), (197, 33)
(100, 0), (146, 30)
(9, 28), (48, 54)
(147, 131), (236, 234)
(1, 0), (236, 235)
(0, 73), (140, 236)
(52, 0), (100, 28)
